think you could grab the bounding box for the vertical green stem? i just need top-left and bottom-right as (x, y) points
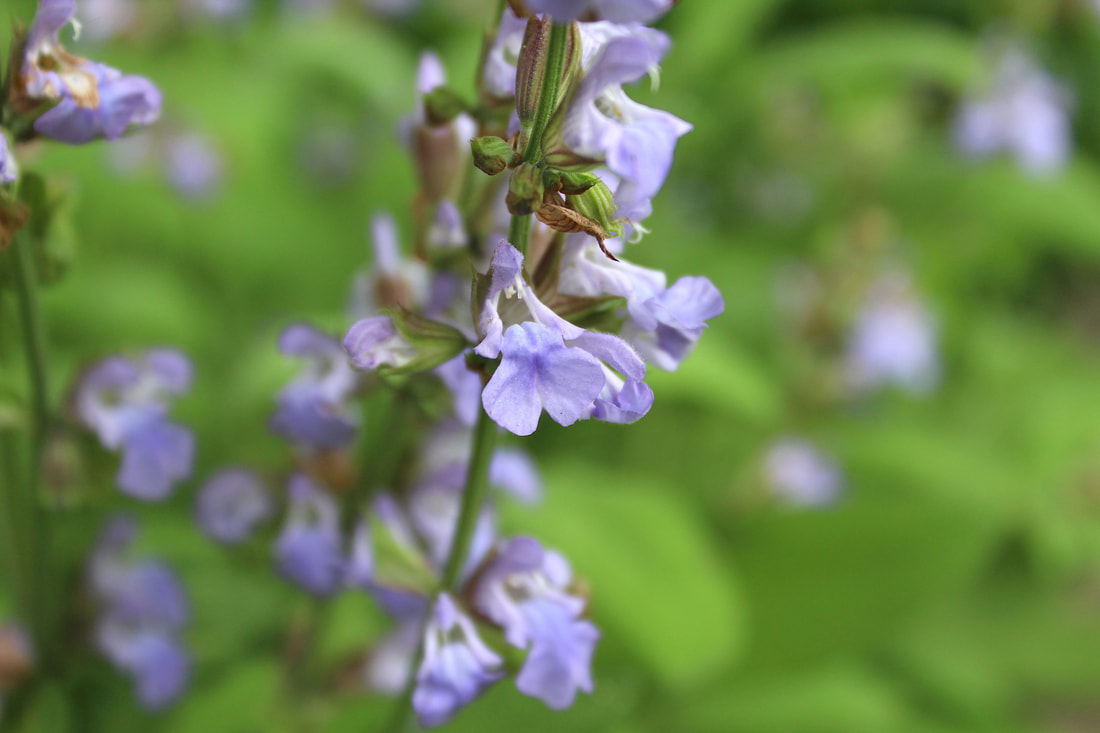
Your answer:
(508, 208), (532, 256)
(7, 230), (54, 673)
(440, 403), (499, 590)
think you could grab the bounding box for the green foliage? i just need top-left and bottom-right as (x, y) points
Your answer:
(4, 0), (1100, 730)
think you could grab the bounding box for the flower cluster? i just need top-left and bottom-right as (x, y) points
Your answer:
(87, 516), (191, 710)
(344, 6), (722, 437)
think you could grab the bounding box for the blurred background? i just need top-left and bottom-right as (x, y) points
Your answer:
(4, 0), (1100, 730)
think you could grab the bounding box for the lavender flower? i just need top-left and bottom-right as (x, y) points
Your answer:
(412, 593), (503, 727)
(470, 537), (598, 709)
(349, 214), (429, 318)
(270, 324), (359, 449)
(476, 241), (652, 435)
(363, 621), (421, 695)
(763, 438), (843, 508)
(76, 0), (137, 42)
(0, 135), (18, 185)
(88, 516), (191, 710)
(17, 0), (161, 144)
(544, 23), (692, 223)
(482, 7), (527, 101)
(195, 468), (274, 544)
(74, 350), (194, 501)
(165, 133), (222, 200)
(558, 235), (724, 371)
(275, 474), (345, 597)
(343, 315), (418, 371)
(845, 272), (939, 396)
(953, 47), (1071, 176)
(524, 0), (673, 24)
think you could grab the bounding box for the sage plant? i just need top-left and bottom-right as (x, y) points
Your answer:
(0, 0), (722, 727)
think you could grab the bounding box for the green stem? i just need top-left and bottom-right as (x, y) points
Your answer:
(12, 230), (54, 669)
(508, 209), (531, 256)
(520, 21), (569, 167)
(440, 403), (499, 590)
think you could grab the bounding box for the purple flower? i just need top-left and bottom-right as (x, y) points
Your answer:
(165, 133), (222, 200)
(621, 276), (725, 372)
(88, 516), (191, 710)
(345, 496), (431, 618)
(96, 628), (190, 710)
(412, 593), (503, 727)
(427, 200), (466, 250)
(0, 134), (18, 185)
(74, 350), (194, 501)
(195, 468), (274, 544)
(482, 7), (526, 101)
(763, 438), (843, 508)
(524, 0), (672, 24)
(470, 537), (598, 710)
(545, 24), (691, 223)
(844, 272), (939, 396)
(343, 315), (418, 371)
(270, 324), (359, 449)
(349, 214), (429, 319)
(275, 474), (345, 597)
(953, 47), (1071, 176)
(363, 621), (421, 695)
(75, 0), (136, 42)
(19, 0), (162, 144)
(476, 241), (652, 435)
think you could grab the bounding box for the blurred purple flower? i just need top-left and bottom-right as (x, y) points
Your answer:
(470, 536), (598, 709)
(953, 47), (1071, 176)
(88, 516), (191, 710)
(1, 135), (18, 185)
(763, 438), (843, 508)
(76, 0), (136, 42)
(19, 0), (161, 144)
(412, 593), (503, 727)
(74, 350), (194, 501)
(845, 272), (939, 396)
(482, 7), (526, 101)
(270, 324), (359, 449)
(275, 474), (345, 597)
(195, 468), (274, 544)
(165, 133), (222, 200)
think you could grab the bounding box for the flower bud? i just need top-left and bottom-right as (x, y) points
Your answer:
(565, 179), (624, 240)
(423, 87), (469, 127)
(414, 126), (462, 202)
(506, 162), (545, 216)
(515, 18), (581, 133)
(545, 170), (601, 195)
(0, 625), (34, 691)
(470, 136), (516, 176)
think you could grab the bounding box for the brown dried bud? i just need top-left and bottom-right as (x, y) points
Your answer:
(535, 199), (618, 261)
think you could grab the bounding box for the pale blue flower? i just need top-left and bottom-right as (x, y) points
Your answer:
(412, 593), (503, 727)
(525, 0), (672, 23)
(195, 468), (273, 544)
(471, 537), (598, 710)
(20, 0), (161, 144)
(275, 475), (345, 597)
(75, 350), (194, 501)
(270, 324), (359, 449)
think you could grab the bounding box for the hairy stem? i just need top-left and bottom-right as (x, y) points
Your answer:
(520, 20), (569, 167)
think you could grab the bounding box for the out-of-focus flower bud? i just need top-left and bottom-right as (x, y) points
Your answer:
(345, 310), (467, 376)
(0, 625), (34, 691)
(470, 136), (516, 176)
(414, 126), (462, 203)
(423, 87), (468, 127)
(507, 162), (545, 216)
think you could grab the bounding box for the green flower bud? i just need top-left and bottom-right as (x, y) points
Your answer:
(506, 162), (545, 216)
(470, 136), (516, 176)
(565, 179), (624, 240)
(423, 86), (469, 127)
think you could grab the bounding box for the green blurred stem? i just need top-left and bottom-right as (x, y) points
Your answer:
(5, 228), (55, 677)
(520, 20), (569, 167)
(508, 209), (532, 255)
